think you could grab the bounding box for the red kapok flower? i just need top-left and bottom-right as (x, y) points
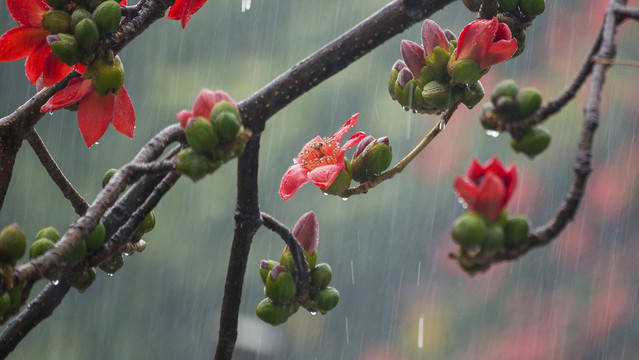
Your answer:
(279, 114), (367, 201)
(167, 0), (208, 29)
(0, 0), (74, 86)
(176, 88), (238, 128)
(455, 18), (518, 70)
(453, 157), (517, 221)
(40, 77), (135, 148)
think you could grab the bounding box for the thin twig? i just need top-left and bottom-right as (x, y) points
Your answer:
(26, 130), (89, 216)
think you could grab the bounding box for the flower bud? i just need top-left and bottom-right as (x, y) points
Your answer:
(36, 226), (61, 242)
(422, 81), (452, 110)
(67, 241), (87, 264)
(511, 126), (551, 158)
(461, 81), (485, 109)
(46, 0), (70, 9)
(388, 60), (405, 99)
(447, 58), (482, 84)
(310, 263), (332, 289)
(0, 224), (26, 263)
(92, 0), (122, 35)
(71, 8), (93, 31)
(49, 34), (82, 66)
(504, 215), (530, 246)
(99, 254), (125, 274)
(400, 40), (426, 78)
(360, 138), (392, 175)
(86, 221), (106, 253)
(494, 96), (518, 114)
(259, 260), (279, 285)
(134, 211), (156, 238)
(279, 250), (296, 274)
(175, 148), (210, 182)
(212, 112), (241, 141)
(516, 87), (542, 117)
(88, 56), (125, 96)
(513, 31), (526, 58)
(481, 224), (505, 255)
(75, 18), (100, 50)
(102, 168), (117, 188)
(0, 293), (10, 317)
(8, 284), (23, 306)
(519, 0), (545, 17)
(461, 0), (482, 11)
(42, 10), (71, 34)
(451, 213), (487, 248)
(265, 265), (297, 304)
(68, 268), (96, 293)
(323, 168), (352, 196)
(305, 250), (318, 270)
(498, 0), (520, 12)
(256, 298), (290, 326)
(314, 286), (339, 312)
(425, 46), (451, 82)
(491, 79), (519, 104)
(29, 238), (55, 259)
(185, 117), (220, 153)
(444, 29), (457, 42)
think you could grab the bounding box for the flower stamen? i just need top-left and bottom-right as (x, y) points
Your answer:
(299, 137), (340, 171)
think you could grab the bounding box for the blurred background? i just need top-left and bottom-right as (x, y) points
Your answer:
(1, 0), (639, 358)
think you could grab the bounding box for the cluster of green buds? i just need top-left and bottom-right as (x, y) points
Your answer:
(45, 0), (123, 67)
(351, 135), (392, 183)
(481, 79), (551, 158)
(256, 248), (339, 326)
(175, 100), (250, 182)
(0, 282), (27, 324)
(0, 224), (28, 322)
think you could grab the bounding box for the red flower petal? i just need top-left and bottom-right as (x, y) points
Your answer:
(111, 86), (136, 139)
(41, 78), (93, 112)
(192, 88), (218, 118)
(167, 0), (208, 28)
(453, 176), (479, 209)
(332, 113), (359, 143)
(456, 18), (496, 63)
(176, 110), (194, 129)
(279, 164), (311, 201)
(307, 164), (343, 189)
(78, 90), (114, 147)
(466, 158), (485, 182)
(119, 0), (127, 5)
(479, 38), (518, 70)
(474, 172), (507, 221)
(0, 26), (49, 61)
(42, 52), (73, 87)
(8, 0), (48, 27)
(292, 211), (319, 255)
(25, 42), (48, 84)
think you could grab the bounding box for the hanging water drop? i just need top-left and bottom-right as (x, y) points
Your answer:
(52, 280), (59, 285)
(438, 120), (446, 130)
(106, 273), (114, 277)
(309, 310), (317, 316)
(485, 130), (500, 138)
(341, 197), (348, 201)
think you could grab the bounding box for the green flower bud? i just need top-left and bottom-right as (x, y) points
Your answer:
(175, 148), (210, 182)
(393, 78), (417, 108)
(496, 209), (508, 227)
(480, 102), (500, 131)
(482, 224), (505, 255)
(42, 10), (71, 34)
(45, 0), (70, 9)
(0, 293), (10, 316)
(92, 0), (122, 35)
(99, 254), (124, 274)
(88, 56), (125, 96)
(519, 0), (545, 17)
(86, 221), (106, 253)
(259, 260), (279, 285)
(323, 168), (352, 196)
(213, 111), (241, 141)
(75, 18), (99, 50)
(495, 96), (518, 114)
(265, 266), (297, 304)
(388, 69), (399, 99)
(8, 285), (23, 306)
(279, 250), (295, 274)
(461, 81), (485, 109)
(67, 241), (87, 264)
(209, 101), (240, 122)
(516, 87), (542, 117)
(363, 142), (392, 174)
(185, 117), (219, 153)
(513, 31), (526, 58)
(314, 286), (339, 312)
(497, 0), (520, 12)
(422, 81), (453, 110)
(305, 250), (317, 270)
(256, 298), (290, 326)
(425, 46), (452, 82)
(0, 224), (26, 263)
(461, 0), (482, 11)
(71, 8), (93, 31)
(310, 263), (332, 289)
(49, 34), (82, 66)
(68, 268), (96, 293)
(504, 215), (530, 246)
(447, 58), (482, 84)
(102, 168), (117, 188)
(36, 226), (61, 242)
(134, 211), (156, 238)
(511, 126), (551, 158)
(85, 0), (104, 9)
(29, 238), (55, 259)
(418, 66), (435, 88)
(451, 213), (487, 248)
(491, 79), (519, 104)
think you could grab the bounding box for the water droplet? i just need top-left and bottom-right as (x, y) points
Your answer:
(485, 130), (500, 138)
(341, 197), (348, 201)
(323, 192), (329, 196)
(106, 273), (114, 277)
(412, 109), (418, 114)
(457, 197), (468, 209)
(52, 280), (59, 285)
(438, 120), (446, 130)
(123, 252), (131, 257)
(309, 311), (317, 316)
(48, 111), (54, 115)
(402, 106), (409, 111)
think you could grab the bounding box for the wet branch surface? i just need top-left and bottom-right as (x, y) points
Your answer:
(450, 0), (628, 271)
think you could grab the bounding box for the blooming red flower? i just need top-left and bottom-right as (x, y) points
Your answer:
(40, 77), (135, 148)
(279, 114), (366, 201)
(176, 88), (238, 128)
(0, 0), (73, 86)
(453, 157), (517, 221)
(455, 18), (518, 70)
(167, 0), (208, 29)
